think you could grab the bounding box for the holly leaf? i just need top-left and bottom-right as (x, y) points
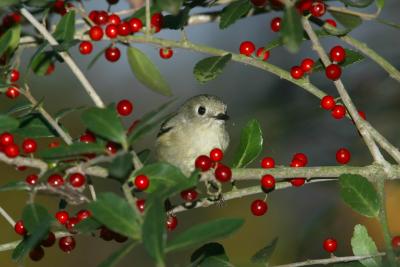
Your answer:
(231, 119), (263, 168)
(351, 224), (382, 267)
(329, 10), (362, 29)
(156, 0), (183, 15)
(281, 7), (303, 53)
(37, 143), (106, 159)
(98, 241), (138, 267)
(312, 49), (365, 72)
(0, 114), (19, 132)
(190, 243), (233, 267)
(53, 11), (75, 43)
(127, 47), (172, 96)
(339, 174), (379, 218)
(108, 152), (134, 182)
(0, 25), (21, 56)
(219, 0), (252, 29)
(13, 114), (58, 138)
(251, 237), (279, 264)
(193, 54), (232, 84)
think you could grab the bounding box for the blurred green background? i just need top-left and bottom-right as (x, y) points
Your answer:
(1, 1), (400, 266)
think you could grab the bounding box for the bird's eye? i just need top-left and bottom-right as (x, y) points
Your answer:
(197, 106), (206, 115)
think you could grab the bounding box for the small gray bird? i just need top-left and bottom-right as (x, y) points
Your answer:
(155, 95), (230, 176)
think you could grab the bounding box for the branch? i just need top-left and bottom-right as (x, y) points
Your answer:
(327, 6), (380, 21)
(0, 206), (15, 227)
(145, 0), (150, 36)
(0, 153), (48, 176)
(19, 8), (105, 108)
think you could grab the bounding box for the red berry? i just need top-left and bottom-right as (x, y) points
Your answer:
(256, 47), (270, 61)
(49, 140), (60, 148)
(136, 199), (145, 213)
(26, 174), (38, 185)
(89, 26), (103, 41)
(261, 157), (275, 168)
(251, 199), (268, 216)
(336, 148), (351, 164)
(80, 131), (96, 143)
(29, 246), (44, 261)
(100, 227), (114, 241)
(107, 0), (119, 5)
(358, 110), (366, 120)
(290, 178), (306, 187)
(261, 174), (275, 190)
(214, 164), (232, 182)
(96, 11), (109, 25)
(290, 66), (304, 79)
(55, 211), (69, 225)
(195, 155), (212, 172)
(14, 220), (27, 235)
(300, 58), (314, 73)
(105, 24), (118, 38)
(79, 41), (93, 55)
(117, 99), (133, 116)
(270, 17), (282, 32)
(151, 12), (163, 32)
(77, 210), (91, 221)
(251, 0), (267, 7)
(9, 69), (19, 82)
(117, 22), (131, 36)
(290, 158), (306, 168)
(331, 105), (346, 119)
(88, 10), (99, 23)
(159, 47), (173, 59)
(310, 1), (326, 17)
(210, 148), (224, 162)
(68, 173), (86, 187)
(48, 174), (64, 187)
(22, 138), (37, 154)
(4, 143), (19, 158)
(321, 95), (336, 110)
(392, 236), (400, 249)
(53, 0), (66, 15)
(6, 86), (20, 99)
(239, 41), (256, 56)
(323, 238), (337, 253)
(325, 64), (342, 80)
(330, 46), (346, 63)
(134, 174), (150, 191)
(293, 153), (308, 165)
(108, 14), (121, 25)
(106, 141), (119, 154)
(297, 0), (312, 12)
(166, 215), (178, 231)
(180, 188), (198, 202)
(325, 19), (337, 27)
(45, 63), (55, 75)
(59, 236), (76, 253)
(0, 132), (14, 146)
(129, 18), (143, 33)
(65, 217), (79, 232)
(41, 232), (56, 247)
(105, 47), (121, 62)
(10, 12), (21, 24)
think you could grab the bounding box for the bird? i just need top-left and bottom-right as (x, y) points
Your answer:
(155, 95), (230, 176)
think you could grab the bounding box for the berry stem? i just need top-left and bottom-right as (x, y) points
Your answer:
(145, 0), (151, 36)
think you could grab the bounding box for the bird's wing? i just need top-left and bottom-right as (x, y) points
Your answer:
(157, 113), (178, 138)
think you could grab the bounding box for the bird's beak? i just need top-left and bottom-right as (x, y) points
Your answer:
(214, 113), (230, 121)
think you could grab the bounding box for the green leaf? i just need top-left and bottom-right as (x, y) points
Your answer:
(127, 47), (172, 96)
(166, 218), (244, 253)
(193, 54), (232, 84)
(351, 224), (382, 267)
(156, 0), (183, 15)
(339, 0), (374, 8)
(376, 0), (384, 9)
(0, 114), (19, 132)
(129, 6), (162, 22)
(37, 143), (106, 159)
(74, 217), (102, 234)
(251, 237), (278, 264)
(22, 204), (52, 232)
(81, 106), (127, 147)
(88, 193), (141, 239)
(55, 106), (87, 122)
(142, 196), (166, 264)
(0, 0), (19, 8)
(30, 51), (54, 76)
(26, 0), (52, 7)
(13, 114), (58, 138)
(108, 153), (134, 182)
(53, 11), (75, 43)
(190, 243), (233, 267)
(98, 240), (138, 267)
(6, 100), (33, 116)
(128, 99), (175, 145)
(219, 0), (252, 29)
(163, 7), (190, 30)
(312, 49), (365, 72)
(339, 174), (379, 218)
(329, 10), (362, 29)
(0, 25), (21, 56)
(281, 7), (303, 53)
(231, 119), (263, 168)
(0, 181), (28, 192)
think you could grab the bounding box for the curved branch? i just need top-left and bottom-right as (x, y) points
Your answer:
(0, 153), (48, 176)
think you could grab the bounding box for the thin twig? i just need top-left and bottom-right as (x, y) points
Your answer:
(327, 6), (380, 21)
(0, 206), (15, 227)
(145, 0), (150, 36)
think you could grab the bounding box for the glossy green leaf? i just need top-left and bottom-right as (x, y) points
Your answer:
(127, 47), (172, 96)
(129, 6), (162, 22)
(22, 204), (52, 232)
(0, 181), (28, 192)
(219, 0), (252, 29)
(376, 0), (384, 9)
(81, 106), (127, 147)
(163, 7), (190, 30)
(251, 237), (279, 264)
(0, 114), (19, 132)
(38, 143), (106, 159)
(55, 106), (87, 122)
(13, 114), (57, 138)
(156, 0), (183, 15)
(6, 100), (33, 116)
(98, 241), (137, 267)
(74, 217), (102, 233)
(339, 174), (379, 218)
(53, 11), (75, 43)
(194, 54), (232, 84)
(329, 10), (362, 29)
(312, 49), (365, 72)
(231, 119), (263, 168)
(89, 193), (141, 239)
(138, 149), (151, 164)
(281, 7), (303, 53)
(142, 196), (166, 264)
(166, 218), (244, 253)
(351, 224), (382, 267)
(108, 153), (134, 182)
(190, 243), (233, 267)
(339, 0), (374, 7)
(0, 25), (21, 56)
(30, 51), (54, 76)
(0, 0), (19, 8)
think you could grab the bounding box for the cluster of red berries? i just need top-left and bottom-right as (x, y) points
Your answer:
(239, 41), (270, 61)
(46, 172), (86, 188)
(55, 209), (91, 232)
(325, 46), (346, 81)
(297, 0), (326, 17)
(0, 12), (21, 35)
(52, 0), (74, 16)
(290, 58), (315, 80)
(78, 130), (120, 155)
(3, 69), (21, 100)
(195, 148), (232, 183)
(0, 132), (37, 158)
(289, 152), (309, 187)
(320, 95), (346, 119)
(99, 226), (128, 242)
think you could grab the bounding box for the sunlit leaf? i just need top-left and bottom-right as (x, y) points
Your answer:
(53, 11), (75, 43)
(219, 0), (252, 29)
(351, 224), (382, 267)
(193, 54), (232, 84)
